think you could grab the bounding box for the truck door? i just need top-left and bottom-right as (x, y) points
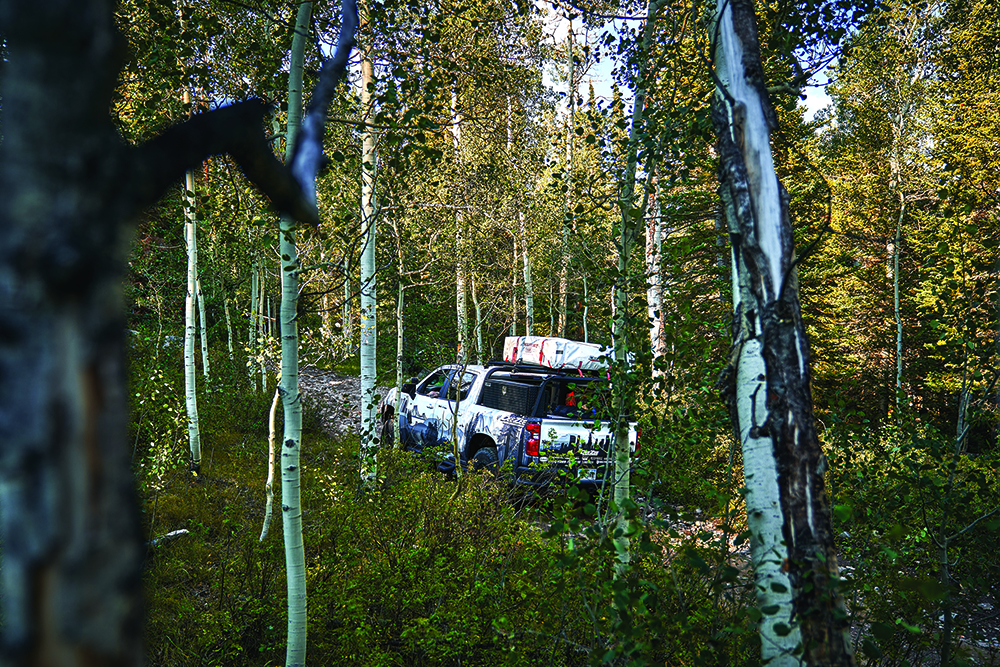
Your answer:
(433, 369), (477, 448)
(405, 368), (451, 450)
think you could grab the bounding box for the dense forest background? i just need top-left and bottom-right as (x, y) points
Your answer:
(110, 0), (1000, 664)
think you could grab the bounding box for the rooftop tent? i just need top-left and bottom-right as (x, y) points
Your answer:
(502, 336), (617, 371)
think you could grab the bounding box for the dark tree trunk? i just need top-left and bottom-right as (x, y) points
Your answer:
(0, 2), (316, 663)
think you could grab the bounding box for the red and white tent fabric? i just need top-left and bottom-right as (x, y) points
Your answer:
(502, 336), (616, 371)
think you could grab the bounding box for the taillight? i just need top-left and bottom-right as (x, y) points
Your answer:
(634, 428), (641, 455)
(525, 421), (541, 457)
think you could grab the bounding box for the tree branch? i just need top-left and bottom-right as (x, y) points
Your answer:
(131, 100), (320, 225)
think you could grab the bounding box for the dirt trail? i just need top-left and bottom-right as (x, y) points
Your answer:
(298, 366), (391, 438)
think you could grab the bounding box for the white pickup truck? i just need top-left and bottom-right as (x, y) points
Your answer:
(378, 337), (639, 486)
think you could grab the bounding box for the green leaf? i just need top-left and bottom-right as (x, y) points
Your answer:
(861, 637), (882, 660)
(833, 504), (853, 522)
(872, 622), (895, 641)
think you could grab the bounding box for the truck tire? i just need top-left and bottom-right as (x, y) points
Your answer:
(380, 414), (395, 449)
(471, 447), (499, 473)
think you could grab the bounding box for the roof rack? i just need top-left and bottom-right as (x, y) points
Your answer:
(484, 360), (601, 378)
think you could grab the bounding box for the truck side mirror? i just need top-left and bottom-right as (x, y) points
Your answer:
(402, 382), (417, 399)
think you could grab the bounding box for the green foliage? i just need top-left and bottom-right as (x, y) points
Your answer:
(825, 416), (1000, 664)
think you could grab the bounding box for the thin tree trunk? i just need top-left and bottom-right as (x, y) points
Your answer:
(197, 276), (210, 380)
(610, 0), (661, 576)
(250, 255), (259, 390)
(259, 269), (267, 387)
(507, 100), (518, 338)
(557, 23), (575, 339)
(358, 24), (379, 480)
(521, 210), (534, 335)
(224, 291), (234, 360)
(277, 3), (312, 663)
(183, 170), (202, 474)
(394, 235), (405, 448)
(451, 87), (468, 362)
(472, 278), (483, 364)
(548, 279), (554, 336)
(711, 1), (853, 663)
(646, 174), (665, 376)
(510, 233), (518, 336)
(259, 385), (280, 542)
(894, 195), (905, 415)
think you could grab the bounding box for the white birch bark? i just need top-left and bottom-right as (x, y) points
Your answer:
(472, 278), (483, 364)
(507, 101), (518, 338)
(259, 385), (280, 542)
(451, 88), (467, 362)
(394, 235), (405, 448)
(510, 233), (518, 336)
(358, 27), (379, 480)
(711, 1), (853, 663)
(197, 276), (210, 380)
(711, 4), (798, 661)
(557, 25), (574, 339)
(645, 177), (665, 375)
(258, 268), (267, 387)
(249, 254), (259, 390)
(520, 210), (534, 335)
(223, 291), (234, 360)
(183, 170), (202, 473)
(277, 3), (313, 663)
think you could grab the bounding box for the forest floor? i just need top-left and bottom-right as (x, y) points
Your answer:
(296, 366), (1000, 663)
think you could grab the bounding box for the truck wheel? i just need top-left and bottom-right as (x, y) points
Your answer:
(471, 447), (499, 473)
(380, 415), (395, 449)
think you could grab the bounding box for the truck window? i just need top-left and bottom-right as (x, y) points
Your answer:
(417, 370), (449, 398)
(444, 370), (476, 402)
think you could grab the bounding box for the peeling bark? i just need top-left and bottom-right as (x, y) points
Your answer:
(710, 1), (853, 664)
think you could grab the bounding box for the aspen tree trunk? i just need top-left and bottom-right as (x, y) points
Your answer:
(557, 23), (574, 338)
(472, 278), (483, 364)
(645, 175), (665, 376)
(259, 385), (280, 542)
(223, 291), (234, 360)
(506, 99), (519, 337)
(610, 0), (661, 575)
(548, 280), (554, 336)
(259, 267), (267, 387)
(393, 217), (406, 448)
(183, 170), (203, 473)
(197, 276), (210, 380)
(521, 211), (534, 335)
(582, 276), (589, 342)
(358, 25), (379, 479)
(510, 234), (518, 336)
(250, 254), (259, 390)
(1, 0), (331, 659)
(277, 3), (312, 663)
(711, 1), (853, 664)
(451, 88), (468, 362)
(893, 194), (904, 415)
(178, 1), (203, 471)
(0, 4), (145, 656)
